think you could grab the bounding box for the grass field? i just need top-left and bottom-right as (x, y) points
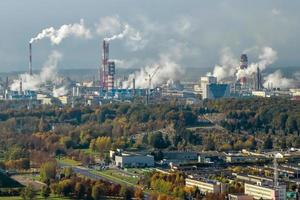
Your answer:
(0, 194), (71, 200)
(56, 157), (80, 166)
(90, 169), (138, 186)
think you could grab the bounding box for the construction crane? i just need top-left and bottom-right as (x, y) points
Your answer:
(145, 65), (160, 104)
(145, 64), (160, 89)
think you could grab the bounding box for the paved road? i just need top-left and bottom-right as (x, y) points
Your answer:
(58, 162), (117, 184)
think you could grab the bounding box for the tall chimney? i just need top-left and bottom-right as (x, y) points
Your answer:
(132, 78), (136, 96)
(100, 40), (109, 89)
(29, 43), (33, 75)
(20, 79), (23, 93)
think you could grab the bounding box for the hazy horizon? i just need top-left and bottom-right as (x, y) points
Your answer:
(1, 0), (300, 73)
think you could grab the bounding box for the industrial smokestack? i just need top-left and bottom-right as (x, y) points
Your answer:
(100, 40), (109, 89)
(19, 79), (23, 93)
(240, 54), (248, 69)
(29, 43), (33, 75)
(132, 78), (136, 96)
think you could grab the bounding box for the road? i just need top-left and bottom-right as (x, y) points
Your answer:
(58, 162), (117, 184)
(59, 162), (141, 187)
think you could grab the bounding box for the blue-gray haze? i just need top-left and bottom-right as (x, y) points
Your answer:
(0, 0), (299, 72)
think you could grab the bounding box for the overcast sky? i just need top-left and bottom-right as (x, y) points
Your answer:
(0, 0), (299, 72)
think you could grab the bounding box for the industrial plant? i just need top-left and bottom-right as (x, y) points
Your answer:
(0, 34), (299, 108)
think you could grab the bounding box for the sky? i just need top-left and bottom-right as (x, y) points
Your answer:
(0, 0), (300, 73)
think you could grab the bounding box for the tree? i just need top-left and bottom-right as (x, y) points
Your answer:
(119, 185), (133, 200)
(134, 188), (144, 200)
(40, 161), (57, 183)
(91, 185), (102, 200)
(41, 185), (51, 199)
(263, 136), (273, 150)
(21, 184), (36, 200)
(74, 182), (85, 199)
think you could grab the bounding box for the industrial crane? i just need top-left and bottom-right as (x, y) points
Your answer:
(145, 64), (160, 104)
(145, 64), (160, 89)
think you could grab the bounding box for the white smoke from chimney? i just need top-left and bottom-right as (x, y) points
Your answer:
(30, 19), (91, 45)
(236, 47), (277, 80)
(263, 70), (295, 89)
(210, 47), (239, 81)
(53, 86), (68, 97)
(123, 54), (184, 89)
(210, 46), (278, 82)
(10, 51), (63, 91)
(96, 16), (145, 51)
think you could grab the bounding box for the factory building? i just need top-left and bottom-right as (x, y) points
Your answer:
(203, 83), (230, 100)
(107, 61), (115, 91)
(185, 178), (227, 194)
(200, 76), (217, 98)
(114, 153), (154, 168)
(244, 183), (286, 200)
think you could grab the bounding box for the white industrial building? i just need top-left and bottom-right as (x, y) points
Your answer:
(114, 153), (154, 168)
(185, 178), (227, 194)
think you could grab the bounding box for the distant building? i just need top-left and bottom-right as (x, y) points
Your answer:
(200, 76), (217, 98)
(198, 152), (225, 164)
(252, 91), (268, 98)
(225, 154), (258, 163)
(58, 95), (70, 105)
(163, 151), (198, 161)
(37, 94), (52, 105)
(114, 153), (154, 168)
(203, 83), (230, 100)
(185, 178), (227, 194)
(228, 194), (253, 200)
(244, 183), (286, 200)
(6, 90), (37, 100)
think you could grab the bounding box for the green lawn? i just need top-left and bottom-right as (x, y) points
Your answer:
(56, 157), (80, 166)
(81, 148), (99, 156)
(0, 194), (71, 200)
(90, 169), (138, 186)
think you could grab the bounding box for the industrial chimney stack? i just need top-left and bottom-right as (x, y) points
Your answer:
(29, 43), (33, 76)
(100, 40), (109, 89)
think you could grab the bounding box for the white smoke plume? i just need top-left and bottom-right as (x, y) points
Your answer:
(236, 47), (277, 80)
(96, 16), (145, 51)
(10, 51), (63, 91)
(210, 46), (278, 82)
(30, 19), (91, 45)
(263, 70), (295, 89)
(53, 86), (68, 97)
(123, 54), (184, 89)
(210, 47), (239, 81)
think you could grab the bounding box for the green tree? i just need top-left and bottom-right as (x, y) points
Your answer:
(75, 182), (85, 199)
(40, 161), (57, 183)
(21, 184), (36, 200)
(41, 185), (51, 199)
(91, 185), (102, 200)
(263, 136), (273, 150)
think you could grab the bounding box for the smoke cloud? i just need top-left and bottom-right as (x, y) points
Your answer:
(236, 47), (277, 80)
(263, 70), (295, 89)
(210, 47), (239, 81)
(30, 19), (91, 45)
(210, 46), (278, 82)
(53, 86), (68, 97)
(10, 51), (63, 91)
(96, 16), (146, 51)
(123, 53), (184, 89)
